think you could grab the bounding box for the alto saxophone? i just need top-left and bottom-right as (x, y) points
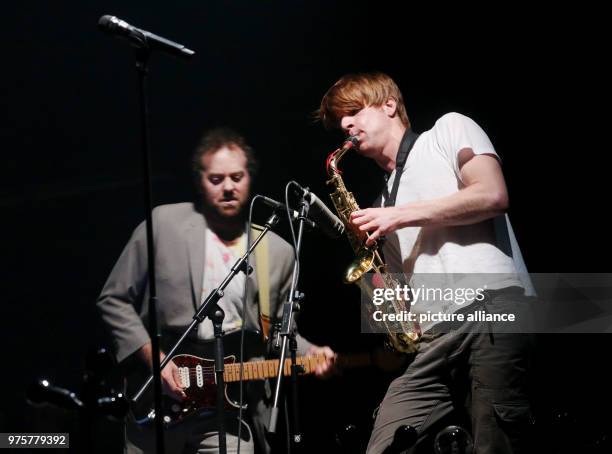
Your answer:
(326, 136), (421, 353)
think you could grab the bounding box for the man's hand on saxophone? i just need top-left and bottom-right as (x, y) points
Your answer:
(351, 206), (407, 247)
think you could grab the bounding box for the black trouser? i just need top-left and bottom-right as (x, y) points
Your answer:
(367, 288), (535, 454)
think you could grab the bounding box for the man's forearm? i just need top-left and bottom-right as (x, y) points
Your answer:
(136, 342), (166, 369)
(398, 183), (508, 228)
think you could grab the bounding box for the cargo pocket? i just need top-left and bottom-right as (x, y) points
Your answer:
(493, 402), (533, 424)
(493, 401), (534, 448)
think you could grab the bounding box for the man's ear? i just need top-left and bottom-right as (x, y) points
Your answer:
(383, 98), (398, 118)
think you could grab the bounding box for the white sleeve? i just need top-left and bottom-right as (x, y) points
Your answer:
(433, 112), (499, 178)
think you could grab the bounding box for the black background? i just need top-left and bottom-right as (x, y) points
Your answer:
(2, 1), (610, 452)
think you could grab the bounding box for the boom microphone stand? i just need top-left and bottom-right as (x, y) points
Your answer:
(268, 187), (312, 451)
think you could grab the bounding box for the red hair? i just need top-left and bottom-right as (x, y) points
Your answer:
(318, 72), (410, 129)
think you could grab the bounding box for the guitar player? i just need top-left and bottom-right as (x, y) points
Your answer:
(96, 127), (336, 453)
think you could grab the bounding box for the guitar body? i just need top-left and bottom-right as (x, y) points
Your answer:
(129, 330), (265, 426)
(160, 354), (241, 426)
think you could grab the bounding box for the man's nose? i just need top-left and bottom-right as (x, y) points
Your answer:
(340, 116), (354, 134)
(222, 177), (235, 192)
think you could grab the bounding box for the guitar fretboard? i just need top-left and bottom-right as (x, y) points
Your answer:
(223, 354), (326, 382)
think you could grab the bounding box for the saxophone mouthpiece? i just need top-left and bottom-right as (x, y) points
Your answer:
(343, 136), (360, 150)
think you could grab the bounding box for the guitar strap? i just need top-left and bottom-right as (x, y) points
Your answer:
(235, 226), (272, 341)
(251, 225), (272, 340)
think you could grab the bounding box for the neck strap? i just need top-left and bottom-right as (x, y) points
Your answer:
(383, 128), (420, 207)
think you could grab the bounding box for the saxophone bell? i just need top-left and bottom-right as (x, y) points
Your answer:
(346, 249), (375, 284)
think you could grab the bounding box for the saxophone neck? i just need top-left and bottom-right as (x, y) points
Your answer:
(326, 136), (359, 178)
(326, 148), (346, 178)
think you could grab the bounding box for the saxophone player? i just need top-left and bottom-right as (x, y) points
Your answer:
(318, 72), (534, 454)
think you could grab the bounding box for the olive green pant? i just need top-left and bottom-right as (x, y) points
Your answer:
(367, 288), (535, 454)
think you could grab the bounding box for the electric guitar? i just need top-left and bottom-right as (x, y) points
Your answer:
(129, 330), (405, 427)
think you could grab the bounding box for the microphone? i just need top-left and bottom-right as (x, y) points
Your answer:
(98, 15), (195, 60)
(26, 379), (84, 410)
(26, 378), (130, 419)
(259, 196), (316, 229)
(260, 196), (299, 219)
(294, 185), (345, 239)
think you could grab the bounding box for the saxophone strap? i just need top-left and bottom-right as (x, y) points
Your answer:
(380, 128), (420, 282)
(383, 128), (420, 208)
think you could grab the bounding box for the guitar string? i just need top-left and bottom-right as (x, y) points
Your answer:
(181, 362), (321, 375)
(178, 360), (325, 388)
(177, 356), (325, 373)
(180, 359), (324, 374)
(180, 360), (322, 371)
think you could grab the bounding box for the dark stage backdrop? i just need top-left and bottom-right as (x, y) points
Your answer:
(2, 1), (609, 452)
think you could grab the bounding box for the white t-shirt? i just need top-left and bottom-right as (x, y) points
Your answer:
(197, 228), (246, 340)
(379, 113), (532, 323)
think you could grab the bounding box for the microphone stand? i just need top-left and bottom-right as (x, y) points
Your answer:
(269, 194), (310, 451)
(101, 20), (194, 452)
(133, 46), (166, 454)
(132, 212), (281, 454)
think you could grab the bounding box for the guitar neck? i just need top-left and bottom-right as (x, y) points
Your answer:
(222, 352), (375, 382)
(223, 354), (324, 382)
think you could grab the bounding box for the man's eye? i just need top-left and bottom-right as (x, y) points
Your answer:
(231, 175), (243, 182)
(209, 176), (223, 184)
